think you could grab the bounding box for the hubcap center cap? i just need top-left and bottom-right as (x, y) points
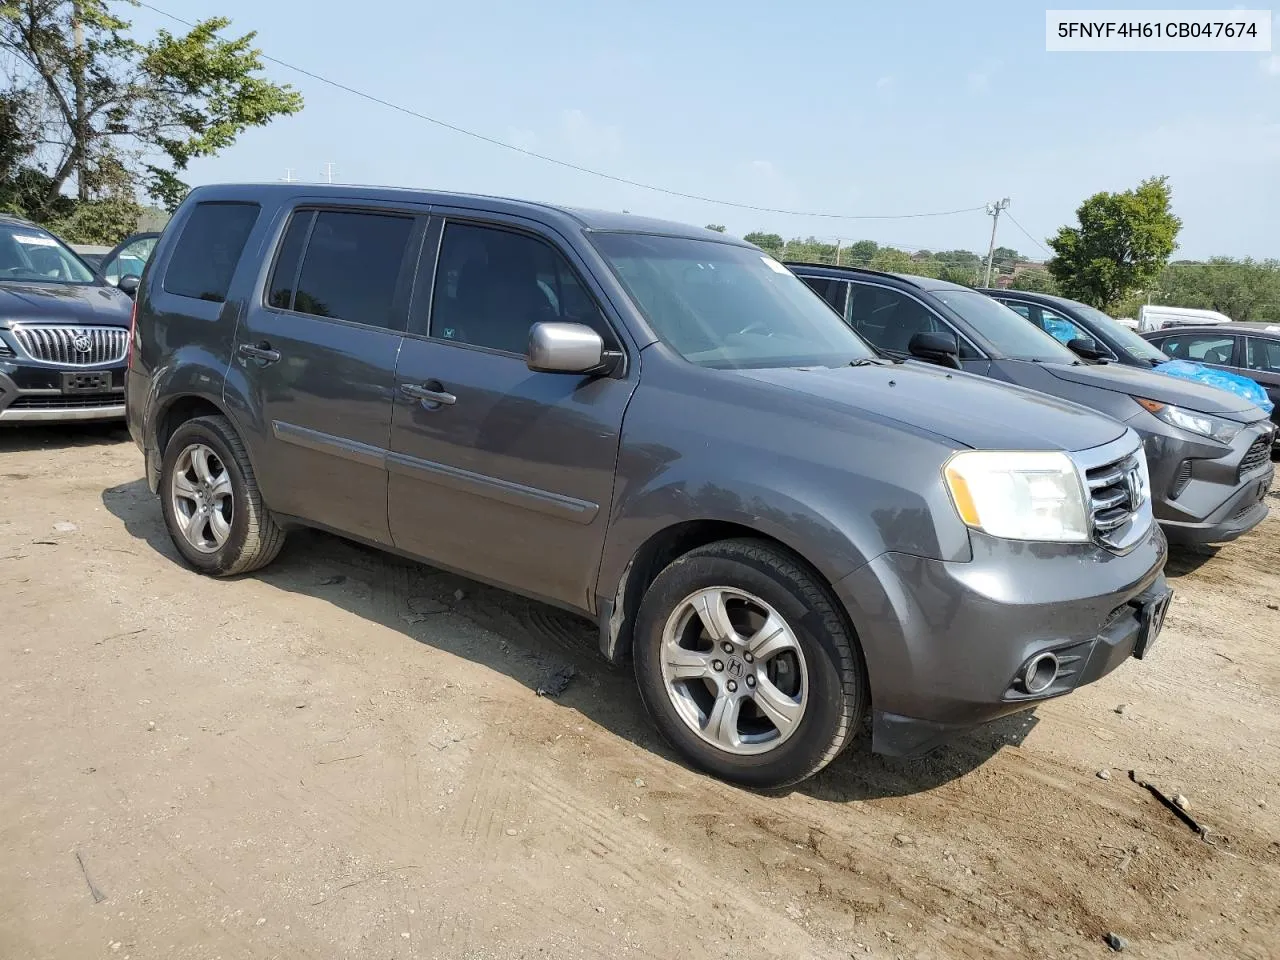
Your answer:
(726, 657), (746, 680)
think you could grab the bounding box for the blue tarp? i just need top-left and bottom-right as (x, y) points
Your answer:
(1154, 358), (1274, 414)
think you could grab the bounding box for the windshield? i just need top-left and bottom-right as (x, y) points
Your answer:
(1066, 299), (1168, 363)
(935, 290), (1080, 363)
(590, 233), (877, 369)
(0, 222), (96, 284)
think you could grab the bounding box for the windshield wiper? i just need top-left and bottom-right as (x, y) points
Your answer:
(849, 357), (895, 367)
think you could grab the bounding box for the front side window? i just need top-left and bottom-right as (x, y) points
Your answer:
(284, 210), (415, 329)
(164, 202), (259, 302)
(430, 222), (612, 354)
(933, 290), (1079, 363)
(846, 284), (980, 359)
(1245, 337), (1280, 373)
(1034, 305), (1089, 346)
(590, 233), (876, 369)
(0, 222), (96, 284)
(1060, 298), (1167, 362)
(1159, 334), (1236, 365)
(102, 236), (158, 286)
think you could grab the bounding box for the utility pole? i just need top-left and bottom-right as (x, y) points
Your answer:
(983, 198), (1010, 287)
(281, 168), (298, 183)
(71, 1), (88, 201)
(324, 162), (335, 184)
(835, 239), (842, 266)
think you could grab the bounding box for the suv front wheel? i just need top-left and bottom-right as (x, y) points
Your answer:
(160, 414), (286, 576)
(633, 539), (866, 788)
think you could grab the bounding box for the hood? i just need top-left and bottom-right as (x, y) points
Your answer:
(740, 362), (1126, 453)
(0, 281), (132, 328)
(1039, 359), (1265, 422)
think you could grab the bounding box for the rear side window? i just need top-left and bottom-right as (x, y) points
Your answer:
(1158, 333), (1236, 364)
(268, 209), (415, 330)
(1245, 337), (1280, 373)
(163, 202), (260, 302)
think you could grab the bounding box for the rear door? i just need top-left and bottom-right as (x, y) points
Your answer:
(386, 213), (637, 610)
(1242, 336), (1280, 418)
(228, 202), (426, 545)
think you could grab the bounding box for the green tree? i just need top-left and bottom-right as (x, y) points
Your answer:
(704, 224), (725, 233)
(1047, 175), (1182, 310)
(870, 247), (913, 273)
(1, 0), (302, 239)
(1154, 258), (1280, 322)
(992, 245), (1020, 274)
(845, 239), (878, 264)
(743, 231), (783, 256)
(1007, 268), (1059, 295)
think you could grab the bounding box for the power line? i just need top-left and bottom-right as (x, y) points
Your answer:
(1005, 211), (1052, 257)
(133, 0), (990, 222)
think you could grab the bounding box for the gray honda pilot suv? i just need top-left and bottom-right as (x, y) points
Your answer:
(126, 184), (1171, 787)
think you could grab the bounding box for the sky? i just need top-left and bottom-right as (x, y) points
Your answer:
(125, 0), (1280, 261)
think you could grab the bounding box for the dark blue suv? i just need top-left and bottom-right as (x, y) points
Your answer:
(0, 214), (134, 423)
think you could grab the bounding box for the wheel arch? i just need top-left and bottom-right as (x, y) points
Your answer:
(596, 519), (862, 674)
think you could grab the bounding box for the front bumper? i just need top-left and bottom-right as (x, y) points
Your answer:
(1138, 416), (1274, 545)
(835, 523), (1168, 758)
(0, 358), (126, 424)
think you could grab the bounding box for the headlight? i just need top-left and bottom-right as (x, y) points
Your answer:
(1134, 398), (1242, 444)
(943, 450), (1090, 542)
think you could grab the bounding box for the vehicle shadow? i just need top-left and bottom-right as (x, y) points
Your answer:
(1164, 544), (1220, 578)
(102, 476), (1019, 800)
(0, 422), (130, 454)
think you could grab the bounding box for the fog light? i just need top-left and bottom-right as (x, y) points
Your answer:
(1023, 652), (1060, 694)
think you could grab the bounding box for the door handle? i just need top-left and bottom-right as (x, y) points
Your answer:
(238, 341), (281, 363)
(401, 381), (456, 406)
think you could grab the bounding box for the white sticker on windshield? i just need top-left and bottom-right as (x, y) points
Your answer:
(13, 234), (58, 247)
(760, 256), (789, 274)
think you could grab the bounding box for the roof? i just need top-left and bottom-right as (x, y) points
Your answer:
(185, 182), (741, 243)
(783, 261), (972, 292)
(1144, 322), (1280, 337)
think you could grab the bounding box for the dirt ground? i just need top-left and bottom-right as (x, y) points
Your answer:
(1, 424), (1278, 960)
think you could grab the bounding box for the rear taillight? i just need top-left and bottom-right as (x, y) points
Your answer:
(127, 297), (138, 369)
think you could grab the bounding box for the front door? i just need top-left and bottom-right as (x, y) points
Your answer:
(230, 204), (425, 544)
(387, 215), (637, 611)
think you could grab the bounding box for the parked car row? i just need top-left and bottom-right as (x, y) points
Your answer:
(5, 185), (1271, 790)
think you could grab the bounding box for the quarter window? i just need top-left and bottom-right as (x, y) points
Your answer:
(163, 202), (260, 302)
(430, 222), (612, 354)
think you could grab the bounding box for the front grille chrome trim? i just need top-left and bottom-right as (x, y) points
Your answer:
(10, 324), (128, 366)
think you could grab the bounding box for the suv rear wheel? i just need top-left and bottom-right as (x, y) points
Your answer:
(633, 539), (865, 788)
(160, 415), (285, 576)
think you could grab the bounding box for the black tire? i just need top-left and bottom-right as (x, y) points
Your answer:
(159, 414), (285, 576)
(632, 538), (866, 789)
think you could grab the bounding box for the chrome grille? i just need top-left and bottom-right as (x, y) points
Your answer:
(12, 325), (127, 366)
(1239, 436), (1270, 479)
(1086, 452), (1143, 546)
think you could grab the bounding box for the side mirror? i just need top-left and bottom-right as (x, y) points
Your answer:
(908, 330), (961, 369)
(116, 274), (140, 297)
(527, 321), (618, 375)
(1067, 337), (1105, 361)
